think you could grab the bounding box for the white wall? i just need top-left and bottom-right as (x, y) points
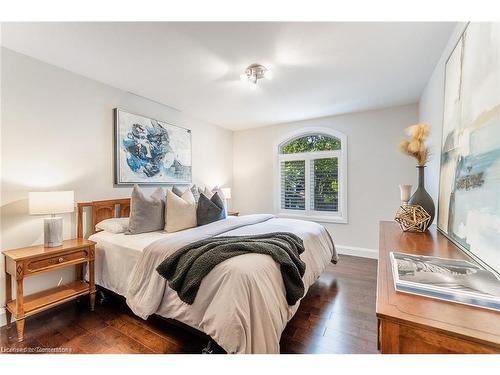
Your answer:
(232, 104), (418, 257)
(419, 23), (468, 205)
(0, 48), (233, 325)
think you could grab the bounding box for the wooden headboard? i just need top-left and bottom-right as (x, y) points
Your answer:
(77, 198), (131, 238)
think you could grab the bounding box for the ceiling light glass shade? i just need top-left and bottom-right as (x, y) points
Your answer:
(241, 63), (270, 85)
(29, 191), (75, 215)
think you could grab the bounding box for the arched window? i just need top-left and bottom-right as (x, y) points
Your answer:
(276, 128), (347, 223)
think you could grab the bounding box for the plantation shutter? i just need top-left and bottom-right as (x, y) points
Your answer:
(277, 132), (346, 222)
(310, 157), (338, 212)
(280, 160), (306, 210)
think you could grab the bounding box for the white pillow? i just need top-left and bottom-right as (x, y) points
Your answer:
(165, 189), (197, 232)
(95, 217), (129, 234)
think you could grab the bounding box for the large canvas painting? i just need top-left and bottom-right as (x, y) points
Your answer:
(114, 109), (192, 184)
(438, 23), (500, 275)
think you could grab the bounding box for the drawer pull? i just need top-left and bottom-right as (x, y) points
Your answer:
(58, 257), (64, 263)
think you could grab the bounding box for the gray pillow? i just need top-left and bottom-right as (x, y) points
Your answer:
(126, 185), (165, 234)
(172, 186), (184, 197)
(211, 186), (228, 215)
(191, 184), (200, 203)
(197, 192), (226, 226)
(172, 185), (200, 202)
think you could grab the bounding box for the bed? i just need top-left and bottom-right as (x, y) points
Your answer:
(78, 198), (337, 354)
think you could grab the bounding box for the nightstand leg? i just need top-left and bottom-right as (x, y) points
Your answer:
(16, 278), (25, 342)
(16, 319), (25, 342)
(89, 259), (95, 311)
(5, 272), (12, 324)
(90, 292), (95, 311)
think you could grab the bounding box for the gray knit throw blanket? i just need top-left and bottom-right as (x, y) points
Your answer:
(156, 232), (306, 306)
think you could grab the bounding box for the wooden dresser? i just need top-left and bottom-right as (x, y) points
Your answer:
(377, 221), (500, 353)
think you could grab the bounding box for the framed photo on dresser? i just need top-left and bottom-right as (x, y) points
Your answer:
(114, 108), (192, 185)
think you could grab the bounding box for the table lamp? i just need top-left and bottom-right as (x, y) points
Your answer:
(221, 187), (231, 211)
(398, 184), (412, 206)
(29, 191), (74, 247)
(221, 187), (231, 200)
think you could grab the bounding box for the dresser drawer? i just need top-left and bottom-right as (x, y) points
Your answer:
(25, 248), (90, 274)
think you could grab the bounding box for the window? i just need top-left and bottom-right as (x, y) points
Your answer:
(276, 129), (347, 223)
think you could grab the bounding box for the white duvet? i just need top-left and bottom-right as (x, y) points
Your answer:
(90, 214), (336, 353)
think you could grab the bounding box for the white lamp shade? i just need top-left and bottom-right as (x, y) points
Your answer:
(221, 188), (231, 199)
(398, 184), (412, 203)
(29, 191), (75, 215)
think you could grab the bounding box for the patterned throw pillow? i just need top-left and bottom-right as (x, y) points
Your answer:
(190, 184), (200, 202)
(172, 185), (200, 203)
(126, 185), (165, 234)
(197, 192), (227, 226)
(203, 186), (213, 198)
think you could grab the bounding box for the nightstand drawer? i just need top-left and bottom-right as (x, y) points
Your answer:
(25, 248), (90, 274)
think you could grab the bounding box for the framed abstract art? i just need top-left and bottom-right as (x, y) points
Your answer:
(438, 23), (500, 276)
(114, 108), (192, 185)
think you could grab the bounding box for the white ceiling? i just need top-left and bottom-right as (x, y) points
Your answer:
(1, 22), (455, 130)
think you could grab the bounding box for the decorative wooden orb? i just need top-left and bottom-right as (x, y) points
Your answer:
(394, 204), (431, 232)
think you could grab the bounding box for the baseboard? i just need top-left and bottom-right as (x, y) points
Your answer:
(336, 245), (378, 259)
(0, 307), (6, 327)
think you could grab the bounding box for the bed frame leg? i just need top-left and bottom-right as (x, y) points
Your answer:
(97, 289), (110, 304)
(202, 339), (215, 354)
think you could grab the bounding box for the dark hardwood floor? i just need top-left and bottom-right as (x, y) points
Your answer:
(0, 255), (378, 354)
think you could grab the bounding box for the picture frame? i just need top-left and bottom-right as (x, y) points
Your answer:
(437, 23), (500, 277)
(114, 108), (192, 185)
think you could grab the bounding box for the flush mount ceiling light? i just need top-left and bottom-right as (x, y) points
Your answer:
(240, 63), (272, 85)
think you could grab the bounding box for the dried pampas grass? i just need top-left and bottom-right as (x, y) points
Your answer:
(399, 123), (430, 166)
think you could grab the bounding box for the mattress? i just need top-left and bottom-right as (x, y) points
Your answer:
(89, 230), (168, 297)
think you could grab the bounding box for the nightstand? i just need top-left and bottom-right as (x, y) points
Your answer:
(228, 211), (240, 216)
(3, 239), (96, 342)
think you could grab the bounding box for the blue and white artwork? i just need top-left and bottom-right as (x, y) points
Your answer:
(114, 109), (192, 184)
(438, 23), (500, 276)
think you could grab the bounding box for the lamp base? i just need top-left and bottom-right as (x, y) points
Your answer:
(44, 216), (63, 247)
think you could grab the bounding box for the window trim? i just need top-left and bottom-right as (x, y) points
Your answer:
(274, 127), (348, 224)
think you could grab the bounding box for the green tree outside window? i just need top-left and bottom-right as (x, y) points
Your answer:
(280, 134), (341, 154)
